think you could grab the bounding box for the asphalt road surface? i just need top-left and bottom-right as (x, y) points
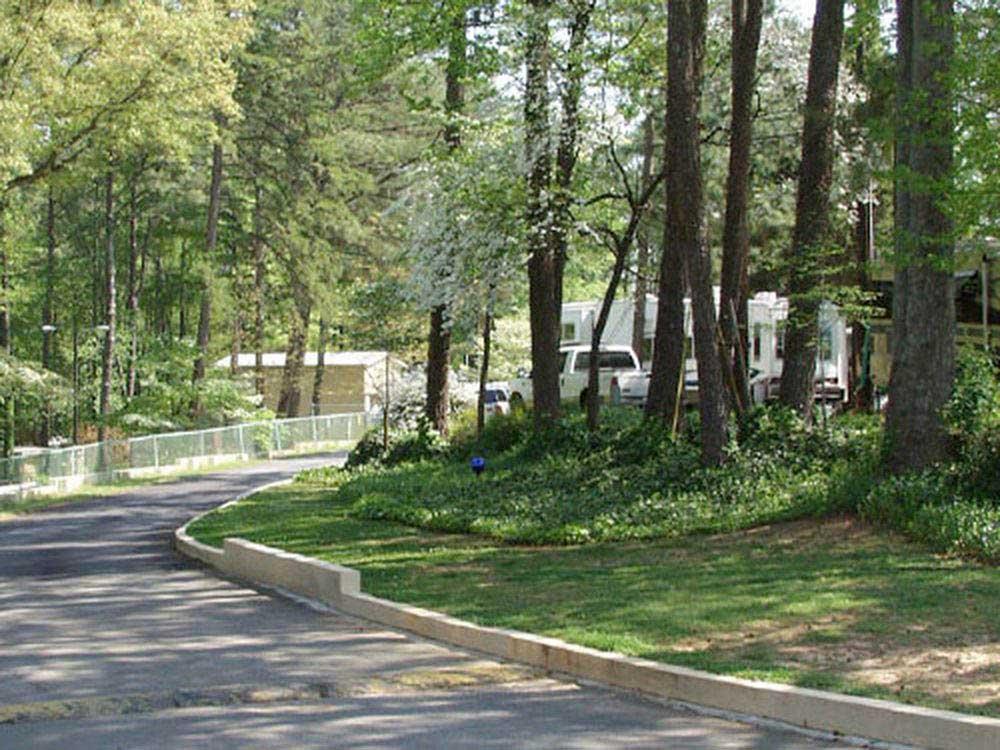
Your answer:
(0, 455), (853, 749)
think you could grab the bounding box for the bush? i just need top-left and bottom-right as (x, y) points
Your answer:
(859, 471), (1000, 563)
(853, 354), (1000, 562)
(941, 348), (1000, 502)
(346, 421), (450, 469)
(345, 429), (387, 468)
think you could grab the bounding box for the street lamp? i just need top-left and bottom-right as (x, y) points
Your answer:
(40, 324), (58, 445)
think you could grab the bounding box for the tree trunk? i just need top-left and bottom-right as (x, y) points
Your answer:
(126, 180), (143, 400)
(276, 291), (311, 419)
(91, 179), (102, 329)
(311, 318), (328, 416)
(719, 0), (763, 415)
(178, 240), (188, 339)
(98, 169), (116, 446)
(0, 209), (12, 459)
(668, 0), (727, 465)
(154, 255), (167, 339)
(778, 0), (846, 419)
(229, 241), (242, 378)
(587, 161), (664, 432)
(632, 114), (656, 363)
(476, 300), (494, 438)
(252, 184), (265, 397)
(42, 191), (56, 372)
(550, 0), (593, 321)
(39, 190), (57, 445)
(587, 249), (630, 432)
(525, 0), (560, 426)
(885, 0), (955, 472)
(191, 141), (224, 408)
(425, 10), (467, 436)
(425, 305), (451, 431)
(646, 119), (686, 434)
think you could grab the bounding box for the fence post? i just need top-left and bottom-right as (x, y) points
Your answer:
(311, 416), (318, 443)
(273, 422), (281, 453)
(153, 436), (160, 468)
(238, 425), (246, 457)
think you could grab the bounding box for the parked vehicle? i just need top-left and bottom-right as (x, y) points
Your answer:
(618, 366), (773, 409)
(509, 345), (641, 409)
(483, 382), (510, 418)
(560, 291), (850, 405)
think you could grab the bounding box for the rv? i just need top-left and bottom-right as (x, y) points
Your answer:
(560, 290), (849, 405)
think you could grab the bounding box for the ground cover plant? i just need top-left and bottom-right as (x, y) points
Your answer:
(329, 406), (882, 545)
(188, 479), (1000, 717)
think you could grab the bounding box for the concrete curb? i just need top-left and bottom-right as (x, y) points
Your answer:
(175, 492), (1000, 750)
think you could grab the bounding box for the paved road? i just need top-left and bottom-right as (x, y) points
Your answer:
(0, 457), (852, 749)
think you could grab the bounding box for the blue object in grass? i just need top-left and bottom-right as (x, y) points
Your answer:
(470, 456), (486, 477)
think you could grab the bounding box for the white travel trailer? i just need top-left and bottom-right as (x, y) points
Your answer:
(560, 290), (850, 403)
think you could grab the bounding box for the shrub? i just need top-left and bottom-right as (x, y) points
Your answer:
(346, 421), (450, 469)
(345, 429), (387, 468)
(859, 471), (1000, 563)
(940, 348), (1000, 503)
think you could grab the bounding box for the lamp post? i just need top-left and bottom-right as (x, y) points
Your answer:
(72, 319), (79, 445)
(40, 324), (57, 445)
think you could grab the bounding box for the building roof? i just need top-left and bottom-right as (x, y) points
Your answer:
(213, 351), (392, 369)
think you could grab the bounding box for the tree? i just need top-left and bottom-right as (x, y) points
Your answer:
(425, 7), (468, 436)
(673, 0), (727, 465)
(190, 138), (224, 415)
(584, 144), (665, 431)
(885, 0), (955, 472)
(523, 0), (561, 426)
(718, 0), (764, 414)
(778, 0), (846, 418)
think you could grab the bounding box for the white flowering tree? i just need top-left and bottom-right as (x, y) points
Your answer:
(406, 121), (525, 434)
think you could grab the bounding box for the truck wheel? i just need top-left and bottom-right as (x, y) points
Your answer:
(510, 393), (525, 411)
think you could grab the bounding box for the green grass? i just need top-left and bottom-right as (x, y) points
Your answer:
(188, 479), (1000, 718)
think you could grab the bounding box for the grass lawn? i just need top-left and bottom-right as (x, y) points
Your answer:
(188, 478), (1000, 718)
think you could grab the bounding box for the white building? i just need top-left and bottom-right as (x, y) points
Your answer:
(560, 290), (850, 402)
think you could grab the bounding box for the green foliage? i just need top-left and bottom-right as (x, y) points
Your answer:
(859, 472), (1000, 563)
(857, 349), (1000, 562)
(331, 406), (880, 545)
(115, 341), (268, 435)
(345, 421), (450, 469)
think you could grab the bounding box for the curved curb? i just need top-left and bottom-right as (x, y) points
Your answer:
(174, 478), (295, 567)
(175, 488), (999, 750)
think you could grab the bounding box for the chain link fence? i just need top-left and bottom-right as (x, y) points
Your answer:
(0, 412), (370, 494)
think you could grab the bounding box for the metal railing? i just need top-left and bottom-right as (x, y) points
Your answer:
(0, 412), (370, 490)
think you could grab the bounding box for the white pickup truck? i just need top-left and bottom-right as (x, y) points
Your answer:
(509, 345), (642, 409)
(617, 365), (772, 408)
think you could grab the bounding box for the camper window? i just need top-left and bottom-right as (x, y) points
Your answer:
(562, 323), (576, 342)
